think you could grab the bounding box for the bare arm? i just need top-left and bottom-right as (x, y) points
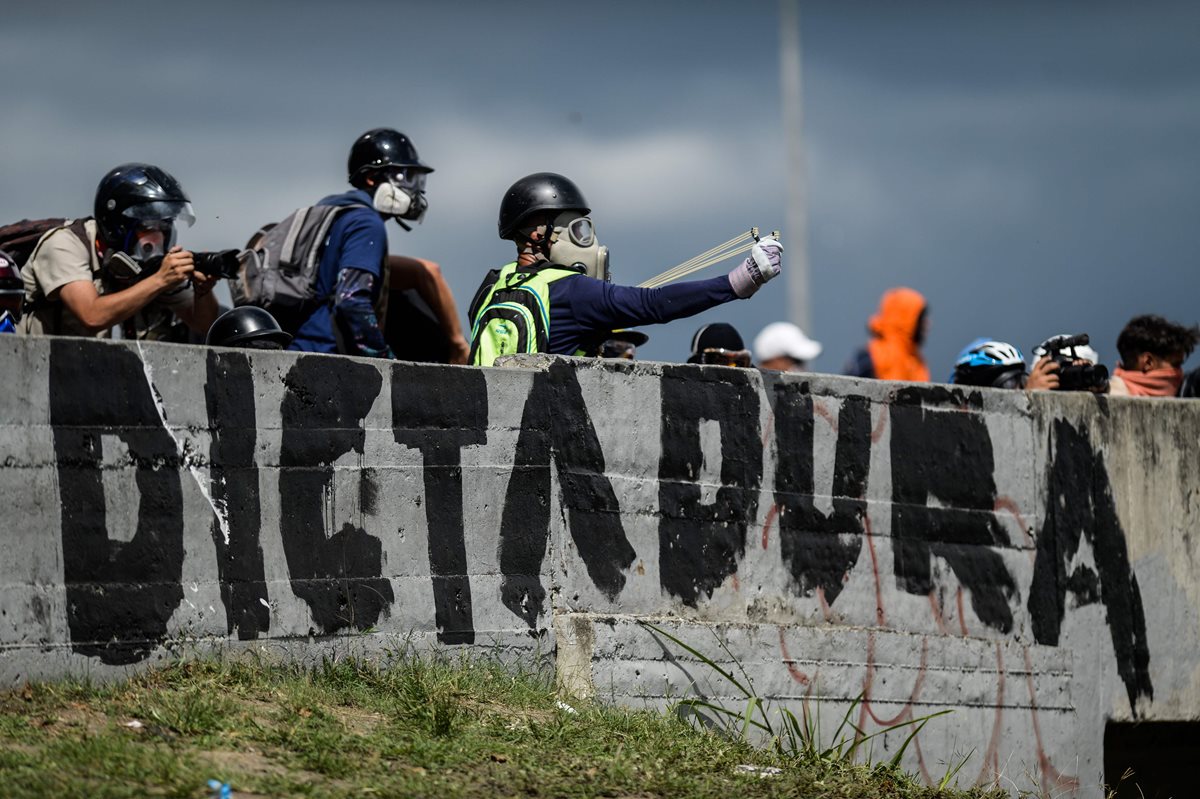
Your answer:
(59, 248), (195, 334)
(387, 255), (469, 364)
(58, 279), (161, 334)
(173, 272), (220, 334)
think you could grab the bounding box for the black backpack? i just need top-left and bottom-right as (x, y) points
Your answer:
(0, 218), (72, 266)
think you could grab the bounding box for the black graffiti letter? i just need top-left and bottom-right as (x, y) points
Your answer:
(659, 366), (763, 605)
(279, 356), (393, 634)
(205, 350), (269, 639)
(1029, 419), (1153, 713)
(392, 367), (487, 645)
(889, 386), (1017, 633)
(50, 340), (185, 664)
(499, 360), (637, 628)
(772, 379), (870, 604)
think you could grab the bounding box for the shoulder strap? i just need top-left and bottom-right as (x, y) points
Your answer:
(21, 218), (98, 334)
(468, 263), (518, 324)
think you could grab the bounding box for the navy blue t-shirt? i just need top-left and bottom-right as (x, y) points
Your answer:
(290, 189), (388, 354)
(545, 272), (738, 355)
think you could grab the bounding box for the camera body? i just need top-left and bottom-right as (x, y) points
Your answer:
(1037, 333), (1109, 391)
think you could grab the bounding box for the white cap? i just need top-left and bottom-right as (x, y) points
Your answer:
(753, 322), (822, 364)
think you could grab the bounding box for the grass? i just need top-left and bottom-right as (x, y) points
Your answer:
(642, 622), (958, 771)
(0, 650), (1008, 798)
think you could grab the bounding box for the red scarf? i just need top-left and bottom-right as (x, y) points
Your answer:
(1113, 366), (1183, 397)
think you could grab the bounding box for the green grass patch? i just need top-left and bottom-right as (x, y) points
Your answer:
(0, 652), (1008, 798)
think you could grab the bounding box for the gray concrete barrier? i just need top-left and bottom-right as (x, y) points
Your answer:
(2, 336), (1197, 796)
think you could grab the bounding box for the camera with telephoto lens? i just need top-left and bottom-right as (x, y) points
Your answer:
(1036, 333), (1109, 391)
(111, 249), (242, 284)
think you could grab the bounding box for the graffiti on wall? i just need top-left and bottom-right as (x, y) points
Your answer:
(41, 340), (1153, 721)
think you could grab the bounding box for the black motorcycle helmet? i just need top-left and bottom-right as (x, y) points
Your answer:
(498, 172), (590, 240)
(205, 306), (292, 350)
(348, 128), (433, 188)
(94, 163), (194, 253)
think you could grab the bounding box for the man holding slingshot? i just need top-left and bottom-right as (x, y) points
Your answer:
(468, 172), (782, 367)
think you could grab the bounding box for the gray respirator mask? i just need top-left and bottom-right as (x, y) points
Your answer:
(547, 212), (609, 281)
(103, 218), (180, 286)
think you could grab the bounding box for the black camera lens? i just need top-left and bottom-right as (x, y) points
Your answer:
(194, 250), (241, 279)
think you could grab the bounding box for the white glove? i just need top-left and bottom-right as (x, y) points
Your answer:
(728, 236), (783, 298)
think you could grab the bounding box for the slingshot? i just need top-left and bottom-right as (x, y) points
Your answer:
(637, 227), (781, 289)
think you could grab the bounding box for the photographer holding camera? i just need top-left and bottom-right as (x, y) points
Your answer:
(19, 163), (217, 339)
(950, 335), (1109, 393)
(1026, 334), (1109, 392)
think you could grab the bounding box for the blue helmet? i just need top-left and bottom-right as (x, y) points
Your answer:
(952, 339), (1026, 388)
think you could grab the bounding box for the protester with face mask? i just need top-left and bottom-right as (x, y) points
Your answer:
(18, 163), (217, 338)
(469, 172), (782, 366)
(1108, 314), (1199, 397)
(289, 128), (463, 359)
(843, 287), (930, 382)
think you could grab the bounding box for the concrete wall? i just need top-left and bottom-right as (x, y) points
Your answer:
(2, 336), (1198, 796)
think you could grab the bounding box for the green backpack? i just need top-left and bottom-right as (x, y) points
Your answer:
(468, 262), (582, 367)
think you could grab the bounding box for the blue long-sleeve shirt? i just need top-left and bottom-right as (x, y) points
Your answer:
(546, 273), (739, 355)
(290, 189), (392, 357)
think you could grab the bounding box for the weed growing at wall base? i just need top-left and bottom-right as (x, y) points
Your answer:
(0, 651), (1005, 798)
(640, 621), (985, 793)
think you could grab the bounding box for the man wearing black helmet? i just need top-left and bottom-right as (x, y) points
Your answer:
(469, 172), (782, 366)
(289, 128), (467, 361)
(19, 163), (217, 338)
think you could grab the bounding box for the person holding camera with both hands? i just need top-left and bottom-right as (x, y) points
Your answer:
(1024, 333), (1108, 392)
(19, 163), (218, 339)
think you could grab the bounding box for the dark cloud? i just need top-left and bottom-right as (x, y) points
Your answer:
(1, 0), (1197, 373)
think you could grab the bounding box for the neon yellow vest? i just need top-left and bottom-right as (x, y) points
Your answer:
(468, 262), (583, 367)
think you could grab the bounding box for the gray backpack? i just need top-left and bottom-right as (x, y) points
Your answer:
(234, 203), (368, 332)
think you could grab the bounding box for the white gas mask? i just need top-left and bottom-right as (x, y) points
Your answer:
(547, 211), (609, 281)
(372, 168), (429, 225)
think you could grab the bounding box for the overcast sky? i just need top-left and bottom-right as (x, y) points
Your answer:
(3, 0), (1198, 373)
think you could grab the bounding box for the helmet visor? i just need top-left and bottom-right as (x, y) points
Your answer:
(122, 200), (195, 228)
(385, 167), (427, 193)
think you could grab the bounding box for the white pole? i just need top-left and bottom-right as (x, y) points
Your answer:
(780, 0), (811, 332)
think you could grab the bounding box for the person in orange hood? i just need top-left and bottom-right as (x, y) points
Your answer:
(843, 287), (930, 382)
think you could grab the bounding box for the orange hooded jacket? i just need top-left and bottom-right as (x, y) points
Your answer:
(866, 288), (930, 382)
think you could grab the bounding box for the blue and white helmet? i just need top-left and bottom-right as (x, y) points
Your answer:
(952, 339), (1027, 388)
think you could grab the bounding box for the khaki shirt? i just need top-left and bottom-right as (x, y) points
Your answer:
(19, 218), (194, 338)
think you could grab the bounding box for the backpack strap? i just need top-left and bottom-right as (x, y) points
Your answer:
(22, 219), (96, 334)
